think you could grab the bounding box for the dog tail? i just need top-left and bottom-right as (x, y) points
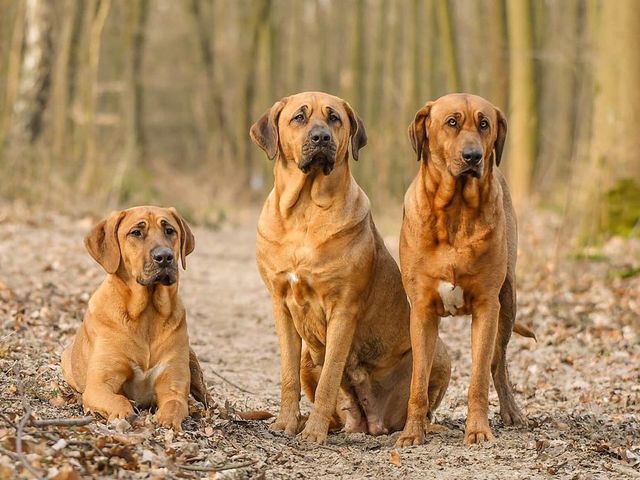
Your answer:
(513, 322), (537, 341)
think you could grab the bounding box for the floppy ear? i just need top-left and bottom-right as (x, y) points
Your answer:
(249, 100), (286, 160)
(169, 208), (195, 270)
(408, 102), (433, 162)
(342, 101), (368, 161)
(84, 211), (126, 274)
(494, 107), (507, 166)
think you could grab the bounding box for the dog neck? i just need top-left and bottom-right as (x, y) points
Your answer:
(272, 154), (355, 218)
(106, 272), (179, 322)
(419, 155), (500, 244)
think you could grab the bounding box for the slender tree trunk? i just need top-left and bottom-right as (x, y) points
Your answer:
(578, 0), (640, 240)
(484, 0), (508, 110)
(350, 0), (366, 114)
(77, 0), (112, 193)
(11, 0), (53, 146)
(506, 0), (536, 207)
(241, 0), (271, 190)
(435, 0), (459, 92)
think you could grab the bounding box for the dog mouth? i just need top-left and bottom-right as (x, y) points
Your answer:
(137, 265), (178, 286)
(450, 162), (483, 179)
(299, 144), (337, 175)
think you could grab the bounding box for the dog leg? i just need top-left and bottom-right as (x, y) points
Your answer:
(465, 297), (499, 445)
(188, 347), (215, 409)
(82, 359), (133, 421)
(396, 307), (440, 448)
(271, 301), (302, 436)
(492, 277), (527, 426)
(155, 364), (190, 431)
(300, 309), (357, 444)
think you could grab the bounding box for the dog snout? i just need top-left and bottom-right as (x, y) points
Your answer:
(462, 146), (483, 166)
(309, 126), (332, 146)
(151, 247), (174, 267)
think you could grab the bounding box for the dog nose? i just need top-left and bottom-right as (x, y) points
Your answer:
(309, 126), (331, 145)
(462, 147), (483, 166)
(152, 247), (174, 266)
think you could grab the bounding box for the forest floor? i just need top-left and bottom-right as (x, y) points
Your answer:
(0, 205), (638, 480)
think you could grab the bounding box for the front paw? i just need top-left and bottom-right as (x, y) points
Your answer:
(395, 420), (426, 448)
(156, 399), (188, 430)
(500, 405), (528, 427)
(84, 394), (133, 422)
(299, 413), (329, 444)
(464, 417), (494, 445)
(270, 410), (301, 436)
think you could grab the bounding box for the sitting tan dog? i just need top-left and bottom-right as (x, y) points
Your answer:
(61, 206), (210, 429)
(251, 92), (451, 444)
(397, 94), (535, 447)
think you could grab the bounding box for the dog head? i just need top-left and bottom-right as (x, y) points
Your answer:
(250, 91), (367, 175)
(85, 206), (195, 286)
(409, 93), (507, 179)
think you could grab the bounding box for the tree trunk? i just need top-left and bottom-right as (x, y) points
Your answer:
(578, 0), (640, 240)
(435, 0), (459, 92)
(506, 0), (536, 207)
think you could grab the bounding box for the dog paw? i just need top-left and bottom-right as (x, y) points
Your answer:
(395, 420), (426, 448)
(155, 399), (188, 431)
(463, 418), (494, 445)
(270, 412), (300, 436)
(105, 397), (134, 422)
(299, 414), (329, 444)
(500, 407), (528, 427)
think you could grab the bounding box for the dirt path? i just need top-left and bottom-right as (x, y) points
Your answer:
(0, 208), (638, 479)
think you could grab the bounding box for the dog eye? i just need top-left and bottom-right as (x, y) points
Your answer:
(447, 118), (458, 128)
(129, 229), (143, 238)
(292, 113), (305, 122)
(165, 227), (176, 236)
(328, 113), (340, 123)
(479, 119), (489, 130)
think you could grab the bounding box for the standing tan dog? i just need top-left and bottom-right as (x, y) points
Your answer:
(61, 206), (211, 430)
(251, 92), (451, 444)
(397, 94), (535, 447)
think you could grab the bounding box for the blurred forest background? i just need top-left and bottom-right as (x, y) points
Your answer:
(0, 0), (638, 244)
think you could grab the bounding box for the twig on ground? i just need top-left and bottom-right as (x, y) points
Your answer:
(178, 459), (258, 472)
(30, 416), (93, 427)
(13, 364), (43, 479)
(208, 369), (254, 394)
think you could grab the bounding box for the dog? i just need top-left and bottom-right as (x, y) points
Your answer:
(61, 206), (211, 430)
(250, 91), (451, 444)
(396, 93), (535, 447)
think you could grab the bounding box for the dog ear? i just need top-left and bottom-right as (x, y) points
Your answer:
(494, 107), (508, 166)
(250, 100), (286, 160)
(408, 102), (433, 162)
(169, 208), (195, 270)
(84, 211), (126, 274)
(342, 101), (368, 161)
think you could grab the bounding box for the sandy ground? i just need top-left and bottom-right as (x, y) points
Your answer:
(0, 207), (638, 479)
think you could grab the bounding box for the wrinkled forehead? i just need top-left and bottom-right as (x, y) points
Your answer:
(119, 207), (175, 230)
(431, 94), (495, 121)
(282, 92), (347, 119)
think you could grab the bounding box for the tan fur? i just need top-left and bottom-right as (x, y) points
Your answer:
(397, 94), (534, 447)
(61, 206), (212, 430)
(251, 92), (451, 444)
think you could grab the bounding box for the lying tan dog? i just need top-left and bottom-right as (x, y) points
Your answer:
(397, 93), (535, 447)
(250, 91), (451, 444)
(61, 206), (211, 429)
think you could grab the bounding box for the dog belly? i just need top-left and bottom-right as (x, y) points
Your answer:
(122, 362), (167, 408)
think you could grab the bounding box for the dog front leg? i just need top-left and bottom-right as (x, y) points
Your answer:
(154, 363), (190, 431)
(300, 309), (357, 444)
(396, 305), (439, 447)
(82, 356), (133, 421)
(464, 297), (499, 444)
(271, 300), (302, 436)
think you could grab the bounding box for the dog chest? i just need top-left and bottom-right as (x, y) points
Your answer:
(122, 362), (167, 407)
